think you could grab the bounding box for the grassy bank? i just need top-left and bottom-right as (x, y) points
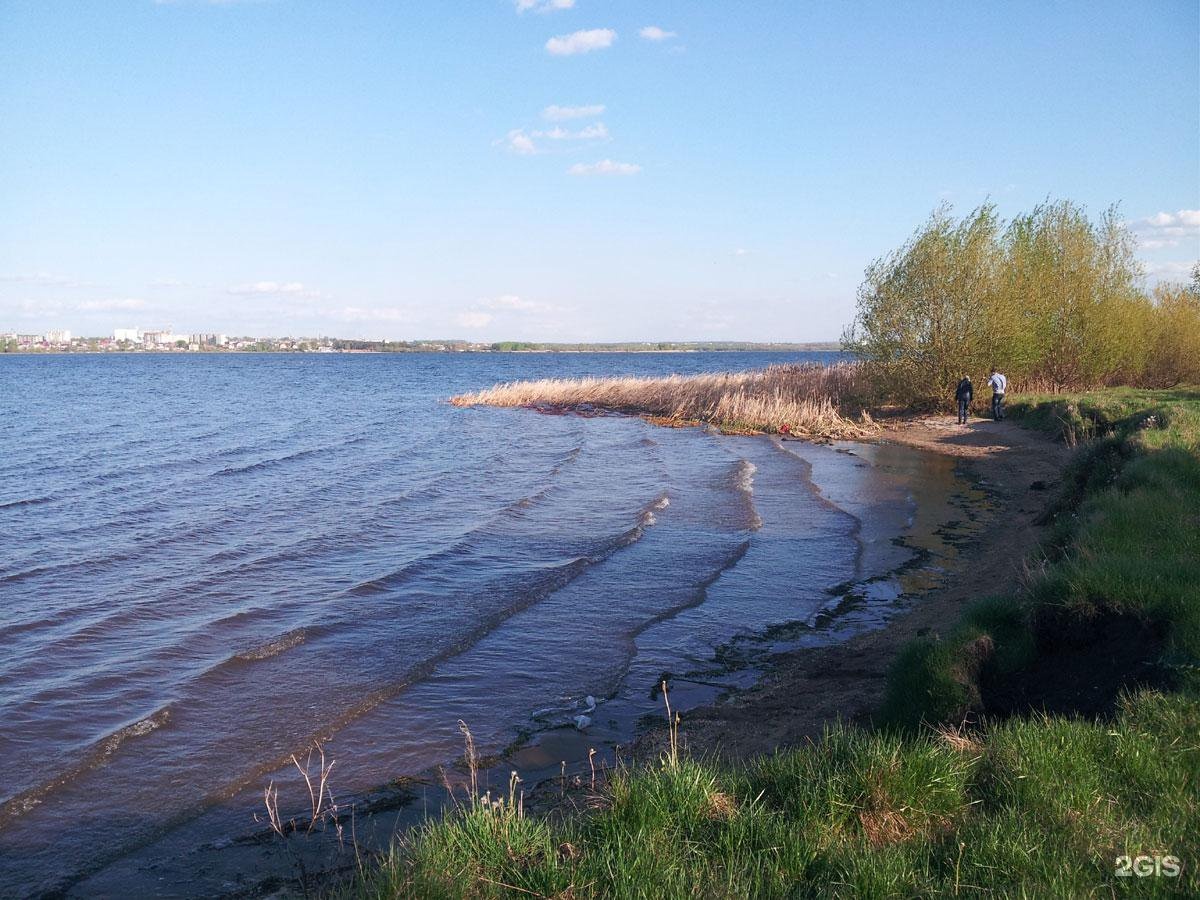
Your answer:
(348, 389), (1198, 898)
(450, 363), (875, 439)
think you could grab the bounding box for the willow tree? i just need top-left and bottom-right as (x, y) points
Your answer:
(843, 200), (1152, 404)
(842, 204), (1001, 405)
(1002, 201), (1147, 389)
(1144, 272), (1200, 387)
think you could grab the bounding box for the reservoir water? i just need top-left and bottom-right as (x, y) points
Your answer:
(0, 352), (982, 895)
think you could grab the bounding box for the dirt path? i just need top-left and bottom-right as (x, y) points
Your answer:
(642, 415), (1072, 760)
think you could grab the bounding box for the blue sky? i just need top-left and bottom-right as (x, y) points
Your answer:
(1, 0), (1197, 341)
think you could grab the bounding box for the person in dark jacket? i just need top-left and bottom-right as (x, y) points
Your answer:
(955, 375), (973, 425)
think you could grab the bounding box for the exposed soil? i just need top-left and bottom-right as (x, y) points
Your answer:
(636, 414), (1075, 760)
(983, 613), (1170, 719)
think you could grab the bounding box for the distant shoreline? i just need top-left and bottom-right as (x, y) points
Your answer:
(0, 343), (844, 356)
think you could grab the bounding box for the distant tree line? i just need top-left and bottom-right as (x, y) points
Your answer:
(843, 200), (1200, 405)
(487, 341), (841, 352)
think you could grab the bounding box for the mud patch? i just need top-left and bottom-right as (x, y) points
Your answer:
(982, 613), (1170, 720)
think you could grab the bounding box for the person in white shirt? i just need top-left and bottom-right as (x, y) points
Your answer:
(988, 367), (1007, 420)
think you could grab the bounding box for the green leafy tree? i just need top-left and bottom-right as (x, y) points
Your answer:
(844, 200), (1163, 405)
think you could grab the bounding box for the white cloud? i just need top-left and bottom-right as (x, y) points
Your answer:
(734, 248), (750, 257)
(1133, 209), (1200, 250)
(153, 0), (266, 5)
(76, 298), (149, 311)
(515, 0), (574, 12)
(325, 306), (412, 323)
(639, 25), (677, 41)
(496, 128), (538, 155)
(546, 28), (616, 56)
(542, 104), (605, 121)
(455, 295), (561, 330)
(1148, 210), (1200, 228)
(1145, 260), (1197, 279)
(456, 311), (494, 329)
(532, 122), (609, 141)
(568, 159), (641, 176)
(227, 281), (314, 296)
(478, 294), (556, 312)
(7, 296), (148, 315)
(499, 121), (607, 156)
(0, 272), (91, 288)
(685, 301), (735, 333)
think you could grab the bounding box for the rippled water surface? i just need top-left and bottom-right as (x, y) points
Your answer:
(0, 352), (980, 895)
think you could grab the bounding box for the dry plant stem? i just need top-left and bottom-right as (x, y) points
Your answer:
(262, 782), (284, 838)
(458, 720), (478, 802)
(291, 743), (336, 834)
(661, 679), (680, 767)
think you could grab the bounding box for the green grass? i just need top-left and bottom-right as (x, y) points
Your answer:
(344, 388), (1200, 899)
(881, 388), (1200, 728)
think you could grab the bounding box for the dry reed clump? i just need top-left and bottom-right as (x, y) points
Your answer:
(451, 363), (875, 439)
(934, 724), (984, 756)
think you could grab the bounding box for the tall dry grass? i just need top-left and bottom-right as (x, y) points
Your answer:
(451, 362), (874, 438)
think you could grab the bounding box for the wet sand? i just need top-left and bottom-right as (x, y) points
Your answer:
(633, 414), (1071, 760)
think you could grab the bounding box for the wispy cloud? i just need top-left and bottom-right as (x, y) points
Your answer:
(456, 311), (494, 329)
(227, 280), (317, 297)
(8, 296), (148, 315)
(495, 128), (539, 155)
(479, 294), (557, 313)
(542, 104), (605, 121)
(498, 121), (607, 157)
(639, 25), (677, 41)
(323, 306), (413, 323)
(1144, 260), (1197, 279)
(568, 159), (641, 176)
(76, 298), (149, 311)
(0, 272), (92, 288)
(546, 28), (616, 56)
(153, 0), (267, 5)
(1132, 209), (1200, 250)
(515, 0), (574, 12)
(532, 122), (609, 141)
(456, 294), (561, 330)
(684, 300), (735, 333)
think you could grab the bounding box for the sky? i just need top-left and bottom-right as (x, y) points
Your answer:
(1, 0), (1197, 342)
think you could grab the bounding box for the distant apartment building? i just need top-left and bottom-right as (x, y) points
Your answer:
(17, 334), (41, 347)
(188, 333), (229, 347)
(113, 327), (142, 342)
(141, 330), (188, 347)
(43, 329), (72, 343)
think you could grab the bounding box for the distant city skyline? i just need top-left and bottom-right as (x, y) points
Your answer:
(2, 1), (1197, 341)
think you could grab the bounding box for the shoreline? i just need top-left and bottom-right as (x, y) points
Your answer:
(632, 414), (1071, 760)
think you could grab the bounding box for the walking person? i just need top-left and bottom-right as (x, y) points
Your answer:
(955, 374), (973, 425)
(988, 366), (1007, 421)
